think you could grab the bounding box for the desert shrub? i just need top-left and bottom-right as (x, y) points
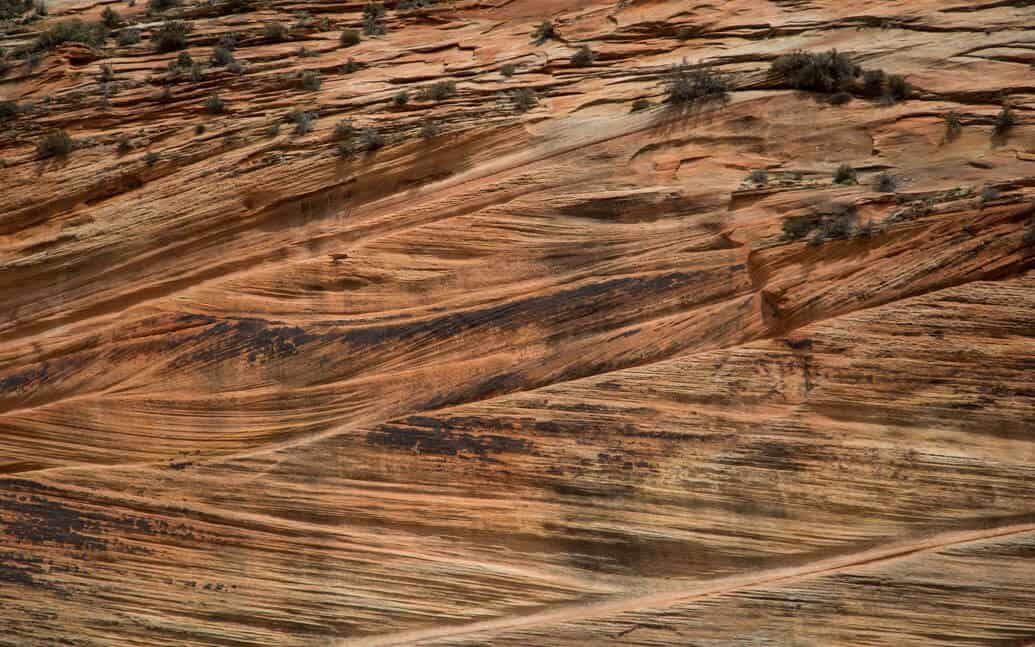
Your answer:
(392, 89), (409, 106)
(511, 87), (537, 112)
(147, 0), (175, 13)
(885, 74), (910, 103)
(828, 91), (851, 105)
(217, 32), (238, 50)
(36, 129), (74, 157)
(944, 111), (962, 139)
(500, 63), (515, 77)
(0, 100), (18, 120)
(771, 49), (857, 93)
(100, 6), (121, 27)
(288, 109), (316, 134)
(116, 135), (132, 153)
(631, 98), (651, 112)
(265, 22), (288, 41)
(116, 27), (140, 45)
(209, 45), (233, 66)
(874, 171), (898, 193)
(994, 105), (1016, 135)
(99, 62), (114, 81)
(300, 70), (321, 91)
(189, 62), (203, 81)
(398, 0), (433, 10)
(809, 208), (858, 246)
(266, 122), (280, 137)
(0, 0), (32, 19)
(862, 69), (885, 97)
(668, 62), (729, 106)
(360, 126), (382, 150)
(227, 59), (245, 74)
(203, 93), (224, 113)
(154, 20), (192, 52)
(420, 119), (437, 139)
(570, 45), (593, 66)
(676, 26), (694, 40)
(334, 119), (355, 139)
(980, 186), (1001, 204)
(362, 2), (385, 35)
(340, 29), (360, 46)
(194, 123), (205, 134)
(833, 163), (857, 185)
(781, 215), (820, 241)
(145, 150), (159, 165)
(532, 19), (556, 44)
(341, 57), (362, 73)
(420, 79), (456, 101)
(747, 169), (768, 185)
(36, 19), (108, 50)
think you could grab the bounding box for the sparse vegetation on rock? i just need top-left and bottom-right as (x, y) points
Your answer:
(944, 112), (962, 139)
(874, 171), (898, 193)
(532, 19), (557, 45)
(340, 29), (361, 47)
(570, 45), (594, 66)
(420, 80), (456, 101)
(771, 50), (858, 93)
(204, 93), (225, 113)
(667, 62), (729, 106)
(834, 163), (858, 185)
(300, 70), (321, 91)
(362, 2), (385, 35)
(510, 87), (537, 112)
(994, 105), (1016, 135)
(36, 129), (74, 157)
(154, 20), (193, 53)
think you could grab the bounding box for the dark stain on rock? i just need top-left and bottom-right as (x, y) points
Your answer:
(366, 416), (534, 462)
(0, 494), (107, 551)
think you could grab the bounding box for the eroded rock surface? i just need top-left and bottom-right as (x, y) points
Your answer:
(1, 0), (1034, 644)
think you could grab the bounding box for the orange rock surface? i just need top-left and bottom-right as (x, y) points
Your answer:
(1, 0), (1034, 644)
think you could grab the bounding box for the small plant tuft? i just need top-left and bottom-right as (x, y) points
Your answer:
(500, 63), (516, 77)
(194, 123), (205, 135)
(994, 105), (1016, 136)
(511, 87), (537, 112)
(770, 49), (857, 94)
(532, 19), (557, 45)
(874, 171), (898, 193)
(667, 62), (729, 106)
(300, 70), (321, 91)
(833, 163), (858, 185)
(944, 111), (962, 139)
(360, 126), (383, 150)
(100, 6), (121, 28)
(210, 45), (233, 66)
(334, 119), (355, 139)
(265, 22), (288, 42)
(203, 93), (224, 113)
(420, 119), (438, 139)
(145, 150), (159, 166)
(419, 79), (456, 101)
(630, 98), (651, 112)
(747, 169), (768, 186)
(340, 29), (361, 47)
(36, 129), (74, 157)
(392, 89), (409, 106)
(570, 44), (594, 66)
(153, 20), (192, 53)
(117, 27), (140, 46)
(362, 2), (385, 35)
(288, 109), (316, 134)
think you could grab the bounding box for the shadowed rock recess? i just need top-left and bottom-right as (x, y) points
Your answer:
(1, 0), (1035, 644)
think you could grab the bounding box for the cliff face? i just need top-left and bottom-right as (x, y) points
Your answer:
(1, 0), (1035, 644)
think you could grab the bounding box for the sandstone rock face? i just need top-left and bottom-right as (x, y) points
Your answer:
(1, 0), (1034, 644)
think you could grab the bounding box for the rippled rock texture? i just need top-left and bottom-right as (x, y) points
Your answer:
(1, 0), (1035, 644)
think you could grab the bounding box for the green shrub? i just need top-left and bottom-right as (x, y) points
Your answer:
(116, 135), (132, 153)
(175, 51), (192, 68)
(340, 29), (360, 46)
(209, 45), (233, 66)
(994, 105), (1015, 135)
(532, 19), (556, 44)
(36, 129), (74, 157)
(392, 89), (409, 106)
(781, 215), (819, 241)
(362, 2), (385, 35)
(203, 93), (224, 113)
(420, 119), (437, 139)
(828, 91), (851, 105)
(300, 70), (321, 90)
(153, 20), (192, 52)
(341, 57), (362, 73)
(145, 150), (159, 165)
(288, 109), (316, 134)
(360, 126), (382, 150)
(833, 163), (857, 185)
(770, 49), (858, 93)
(500, 63), (515, 77)
(265, 22), (288, 42)
(116, 27), (140, 46)
(147, 0), (176, 14)
(676, 26), (694, 40)
(668, 62), (729, 106)
(420, 79), (456, 101)
(885, 74), (910, 103)
(862, 69), (885, 97)
(0, 100), (18, 120)
(747, 169), (768, 185)
(570, 45), (593, 66)
(100, 6), (121, 27)
(334, 119), (354, 139)
(511, 87), (537, 112)
(99, 62), (114, 81)
(944, 111), (962, 139)
(36, 19), (108, 50)
(194, 123), (205, 135)
(189, 62), (203, 81)
(630, 98), (651, 112)
(874, 171), (898, 193)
